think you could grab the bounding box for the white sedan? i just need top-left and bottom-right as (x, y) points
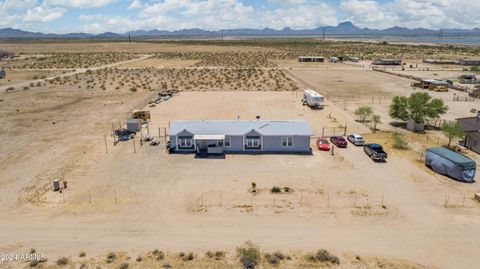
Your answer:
(347, 134), (365, 146)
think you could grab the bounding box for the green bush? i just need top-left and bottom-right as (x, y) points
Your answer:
(271, 186), (281, 193)
(392, 132), (408, 149)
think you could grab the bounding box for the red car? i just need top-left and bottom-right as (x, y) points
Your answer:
(316, 138), (330, 151)
(330, 136), (348, 148)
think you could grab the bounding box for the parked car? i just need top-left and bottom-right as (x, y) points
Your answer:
(316, 138), (330, 151)
(330, 136), (347, 148)
(347, 134), (365, 146)
(364, 143), (388, 161)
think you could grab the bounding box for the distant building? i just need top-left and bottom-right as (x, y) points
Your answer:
(420, 79), (449, 89)
(457, 59), (480, 66)
(298, 56), (324, 62)
(168, 120), (312, 155)
(372, 59), (402, 65)
(423, 59), (457, 65)
(457, 116), (480, 154)
(0, 70), (5, 78)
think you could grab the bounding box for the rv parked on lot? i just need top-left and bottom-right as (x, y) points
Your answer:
(303, 89), (324, 109)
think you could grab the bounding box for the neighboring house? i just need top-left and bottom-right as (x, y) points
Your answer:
(298, 56), (324, 62)
(457, 116), (480, 154)
(372, 59), (402, 65)
(457, 59), (480, 66)
(168, 120), (312, 155)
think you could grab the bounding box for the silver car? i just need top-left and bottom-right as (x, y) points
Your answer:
(347, 134), (365, 146)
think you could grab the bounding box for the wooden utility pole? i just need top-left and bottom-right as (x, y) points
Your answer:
(104, 135), (108, 154)
(133, 138), (136, 154)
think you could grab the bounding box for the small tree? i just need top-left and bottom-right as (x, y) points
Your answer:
(354, 106), (373, 123)
(389, 92), (448, 124)
(392, 132), (408, 149)
(442, 122), (464, 148)
(372, 114), (381, 132)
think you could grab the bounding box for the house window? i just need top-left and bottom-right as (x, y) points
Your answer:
(245, 136), (261, 149)
(282, 136), (294, 147)
(178, 136), (193, 148)
(224, 136), (231, 147)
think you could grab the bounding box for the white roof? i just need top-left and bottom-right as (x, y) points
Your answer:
(193, 134), (225, 140)
(169, 120), (312, 137)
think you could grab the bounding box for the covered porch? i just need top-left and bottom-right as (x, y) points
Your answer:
(193, 134), (225, 156)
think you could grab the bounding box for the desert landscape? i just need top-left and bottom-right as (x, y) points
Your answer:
(0, 39), (480, 269)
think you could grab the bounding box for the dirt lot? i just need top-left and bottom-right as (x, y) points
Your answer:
(0, 41), (480, 269)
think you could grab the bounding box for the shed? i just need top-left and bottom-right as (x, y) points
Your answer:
(127, 118), (141, 132)
(425, 147), (476, 182)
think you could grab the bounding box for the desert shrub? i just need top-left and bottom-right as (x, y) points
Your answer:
(182, 252), (194, 261)
(308, 249), (340, 264)
(129, 87), (137, 92)
(271, 186), (281, 193)
(118, 263), (129, 269)
(265, 253), (281, 265)
(106, 252), (116, 263)
(79, 251), (86, 257)
(5, 87), (14, 92)
(206, 250), (225, 260)
(283, 187), (290, 192)
(56, 257), (68, 266)
(29, 260), (39, 267)
(237, 241), (261, 268)
(30, 248), (36, 254)
(136, 255), (142, 262)
(392, 132), (408, 149)
(152, 249), (165, 260)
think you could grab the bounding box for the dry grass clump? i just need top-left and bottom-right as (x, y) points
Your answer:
(306, 249), (340, 265)
(2, 52), (138, 69)
(44, 67), (298, 92)
(56, 256), (69, 266)
(237, 241), (261, 269)
(154, 51), (283, 68)
(206, 250), (225, 260)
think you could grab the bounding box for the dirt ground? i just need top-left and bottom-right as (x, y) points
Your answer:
(0, 42), (480, 269)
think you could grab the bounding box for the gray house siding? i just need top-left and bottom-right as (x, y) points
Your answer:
(225, 135), (243, 152)
(263, 136), (311, 153)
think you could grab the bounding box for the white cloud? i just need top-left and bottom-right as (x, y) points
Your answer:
(128, 0), (143, 10)
(23, 6), (64, 22)
(261, 4), (337, 29)
(43, 0), (116, 8)
(340, 0), (480, 29)
(2, 0), (37, 10)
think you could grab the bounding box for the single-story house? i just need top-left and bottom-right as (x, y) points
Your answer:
(457, 116), (480, 154)
(423, 59), (457, 65)
(298, 56), (324, 62)
(425, 147), (476, 182)
(168, 120), (313, 155)
(372, 59), (402, 65)
(457, 59), (480, 66)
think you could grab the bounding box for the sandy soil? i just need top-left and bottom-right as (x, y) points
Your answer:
(1, 42), (480, 269)
(1, 90), (479, 269)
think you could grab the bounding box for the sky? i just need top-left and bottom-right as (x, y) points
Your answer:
(0, 0), (479, 34)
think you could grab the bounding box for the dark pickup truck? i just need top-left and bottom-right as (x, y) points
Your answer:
(364, 143), (388, 161)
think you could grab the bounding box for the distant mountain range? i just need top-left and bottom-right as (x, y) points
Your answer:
(1, 22), (480, 39)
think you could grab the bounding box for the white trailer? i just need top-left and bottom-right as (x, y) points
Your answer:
(303, 89), (324, 109)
